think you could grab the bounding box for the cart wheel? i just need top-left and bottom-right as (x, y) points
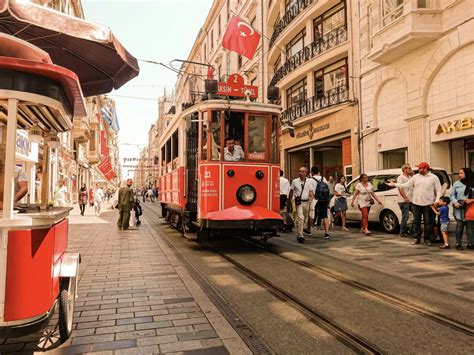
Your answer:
(58, 276), (77, 341)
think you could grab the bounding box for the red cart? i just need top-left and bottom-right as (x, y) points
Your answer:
(0, 53), (84, 340)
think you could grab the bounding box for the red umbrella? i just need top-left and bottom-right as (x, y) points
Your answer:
(0, 0), (139, 97)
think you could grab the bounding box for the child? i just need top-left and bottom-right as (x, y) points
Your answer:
(431, 196), (451, 249)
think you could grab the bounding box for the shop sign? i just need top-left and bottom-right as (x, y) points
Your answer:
(15, 130), (38, 162)
(296, 123), (330, 139)
(218, 74), (258, 98)
(435, 117), (472, 135)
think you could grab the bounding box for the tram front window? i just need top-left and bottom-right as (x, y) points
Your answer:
(248, 116), (266, 160)
(224, 137), (244, 161)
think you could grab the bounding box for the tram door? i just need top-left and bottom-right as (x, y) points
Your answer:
(186, 115), (199, 217)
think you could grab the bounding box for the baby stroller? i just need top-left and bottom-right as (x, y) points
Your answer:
(134, 198), (143, 226)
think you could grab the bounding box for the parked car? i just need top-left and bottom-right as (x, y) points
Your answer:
(345, 168), (451, 233)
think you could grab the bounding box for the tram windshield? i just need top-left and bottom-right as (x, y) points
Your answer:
(201, 110), (279, 163)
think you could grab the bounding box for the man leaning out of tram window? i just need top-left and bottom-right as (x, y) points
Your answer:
(224, 137), (244, 161)
(0, 166), (28, 209)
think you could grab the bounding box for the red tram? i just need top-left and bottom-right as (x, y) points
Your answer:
(158, 89), (283, 240)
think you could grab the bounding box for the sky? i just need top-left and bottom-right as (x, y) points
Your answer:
(82, 0), (213, 178)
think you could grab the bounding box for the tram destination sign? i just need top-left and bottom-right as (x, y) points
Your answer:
(218, 74), (258, 98)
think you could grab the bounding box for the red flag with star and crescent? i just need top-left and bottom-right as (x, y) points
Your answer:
(222, 16), (261, 60)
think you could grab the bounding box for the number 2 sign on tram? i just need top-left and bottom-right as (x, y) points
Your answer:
(217, 74), (258, 99)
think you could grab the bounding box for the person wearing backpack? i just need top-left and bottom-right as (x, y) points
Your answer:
(309, 166), (331, 239)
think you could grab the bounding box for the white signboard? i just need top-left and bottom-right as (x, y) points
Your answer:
(15, 130), (38, 163)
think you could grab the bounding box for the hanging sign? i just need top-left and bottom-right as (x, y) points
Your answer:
(218, 74), (258, 98)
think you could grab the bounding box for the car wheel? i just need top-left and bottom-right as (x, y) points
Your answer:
(380, 210), (399, 234)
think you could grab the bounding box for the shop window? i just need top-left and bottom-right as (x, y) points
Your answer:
(210, 111), (221, 161)
(248, 116), (266, 160)
(313, 1), (346, 41)
(382, 148), (406, 169)
(286, 77), (307, 108)
(314, 59), (347, 98)
(286, 29), (305, 57)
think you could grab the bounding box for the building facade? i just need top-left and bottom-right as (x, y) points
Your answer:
(358, 0), (474, 180)
(267, 0), (360, 180)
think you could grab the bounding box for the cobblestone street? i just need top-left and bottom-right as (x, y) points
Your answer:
(0, 205), (249, 354)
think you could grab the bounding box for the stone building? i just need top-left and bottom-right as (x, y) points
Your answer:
(358, 0), (474, 179)
(267, 0), (360, 180)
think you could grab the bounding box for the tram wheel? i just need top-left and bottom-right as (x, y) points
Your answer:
(58, 276), (77, 341)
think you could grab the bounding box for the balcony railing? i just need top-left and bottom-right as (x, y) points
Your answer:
(281, 85), (349, 123)
(270, 25), (347, 86)
(269, 0), (315, 47)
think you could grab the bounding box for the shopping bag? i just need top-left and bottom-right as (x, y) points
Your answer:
(465, 203), (474, 221)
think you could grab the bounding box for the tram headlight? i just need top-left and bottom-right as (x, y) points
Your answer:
(237, 185), (256, 206)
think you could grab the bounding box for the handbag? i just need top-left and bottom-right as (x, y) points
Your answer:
(465, 203), (474, 221)
(363, 185), (375, 205)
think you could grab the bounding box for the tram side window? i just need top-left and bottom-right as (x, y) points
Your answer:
(201, 111), (208, 160)
(248, 116), (266, 160)
(210, 111), (221, 161)
(161, 146), (165, 175)
(166, 139), (171, 173)
(172, 131), (178, 170)
(271, 115), (279, 164)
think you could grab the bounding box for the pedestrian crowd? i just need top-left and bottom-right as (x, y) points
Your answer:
(280, 161), (474, 251)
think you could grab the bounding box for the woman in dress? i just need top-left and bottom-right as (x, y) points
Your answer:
(351, 174), (382, 235)
(334, 175), (349, 231)
(78, 183), (88, 216)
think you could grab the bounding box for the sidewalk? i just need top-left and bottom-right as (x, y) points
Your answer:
(0, 208), (250, 354)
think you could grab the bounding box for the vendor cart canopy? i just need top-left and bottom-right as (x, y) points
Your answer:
(0, 0), (140, 97)
(0, 32), (51, 63)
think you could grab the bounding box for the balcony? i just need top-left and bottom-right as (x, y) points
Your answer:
(269, 0), (315, 47)
(71, 117), (90, 143)
(281, 85), (349, 123)
(270, 26), (347, 86)
(368, 0), (442, 64)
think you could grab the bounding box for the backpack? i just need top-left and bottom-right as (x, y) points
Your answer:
(314, 176), (330, 201)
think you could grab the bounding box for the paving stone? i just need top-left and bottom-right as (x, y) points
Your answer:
(177, 330), (219, 341)
(163, 297), (195, 304)
(113, 345), (160, 354)
(115, 329), (156, 341)
(172, 317), (210, 327)
(159, 340), (203, 353)
(182, 346), (230, 355)
(90, 339), (137, 352)
(95, 324), (135, 335)
(116, 316), (153, 325)
(135, 320), (174, 330)
(76, 320), (116, 330)
(72, 334), (115, 346)
(136, 334), (179, 347)
(99, 312), (135, 321)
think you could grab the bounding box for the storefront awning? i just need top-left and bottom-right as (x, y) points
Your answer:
(0, 0), (139, 97)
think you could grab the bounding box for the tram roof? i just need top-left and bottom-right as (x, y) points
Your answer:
(180, 99), (282, 117)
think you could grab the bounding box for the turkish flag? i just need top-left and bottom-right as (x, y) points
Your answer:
(222, 16), (261, 60)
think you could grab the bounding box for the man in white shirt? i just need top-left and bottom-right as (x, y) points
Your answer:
(279, 170), (290, 210)
(388, 162), (442, 245)
(223, 137), (244, 161)
(397, 164), (414, 237)
(287, 166), (316, 243)
(94, 183), (105, 215)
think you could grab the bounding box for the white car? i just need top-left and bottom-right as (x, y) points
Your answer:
(345, 168), (452, 233)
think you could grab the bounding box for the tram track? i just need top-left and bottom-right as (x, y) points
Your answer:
(144, 206), (383, 354)
(144, 204), (473, 353)
(237, 236), (474, 337)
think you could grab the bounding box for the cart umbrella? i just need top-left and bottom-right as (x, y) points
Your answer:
(0, 0), (139, 97)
